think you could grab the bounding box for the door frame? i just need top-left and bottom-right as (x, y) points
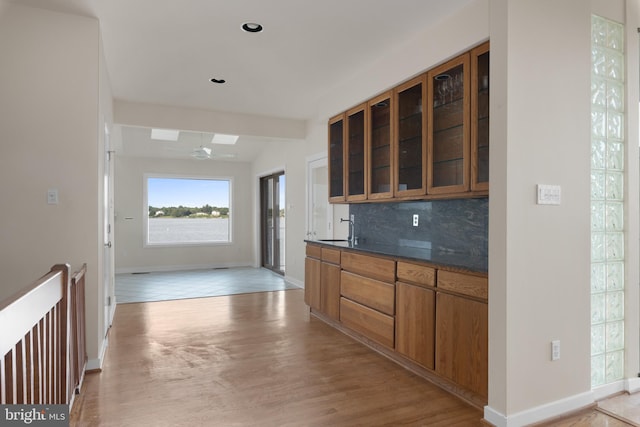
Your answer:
(257, 168), (286, 275)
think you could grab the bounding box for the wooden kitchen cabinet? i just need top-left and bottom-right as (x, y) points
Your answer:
(304, 244), (341, 321)
(471, 41), (490, 191)
(327, 44), (489, 204)
(320, 248), (341, 320)
(305, 244), (489, 405)
(427, 53), (470, 194)
(367, 91), (393, 200)
(435, 271), (488, 399)
(395, 262), (436, 369)
(328, 114), (345, 202)
(394, 75), (427, 198)
(304, 245), (321, 310)
(346, 104), (367, 201)
(396, 282), (435, 369)
(340, 251), (396, 348)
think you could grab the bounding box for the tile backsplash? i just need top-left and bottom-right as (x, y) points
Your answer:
(349, 198), (488, 257)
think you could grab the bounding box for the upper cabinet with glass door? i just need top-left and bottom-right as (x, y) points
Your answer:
(328, 113), (345, 203)
(327, 43), (488, 204)
(395, 75), (427, 198)
(346, 104), (367, 201)
(427, 54), (470, 194)
(367, 92), (393, 200)
(471, 42), (490, 191)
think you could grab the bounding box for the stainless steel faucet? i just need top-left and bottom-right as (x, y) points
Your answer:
(340, 217), (355, 245)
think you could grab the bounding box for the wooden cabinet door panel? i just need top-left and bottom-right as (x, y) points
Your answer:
(321, 247), (341, 265)
(340, 297), (395, 348)
(341, 252), (395, 283)
(437, 270), (488, 301)
(396, 282), (435, 369)
(321, 262), (341, 320)
(306, 244), (322, 259)
(396, 262), (435, 288)
(435, 292), (487, 398)
(341, 271), (395, 315)
(329, 114), (346, 202)
(304, 257), (321, 310)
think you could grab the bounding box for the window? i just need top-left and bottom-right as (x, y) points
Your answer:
(590, 15), (625, 388)
(144, 175), (232, 246)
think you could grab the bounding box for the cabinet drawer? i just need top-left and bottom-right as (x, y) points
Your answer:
(306, 244), (322, 259)
(340, 297), (394, 348)
(437, 270), (488, 300)
(341, 252), (395, 282)
(321, 247), (341, 265)
(397, 262), (435, 288)
(341, 271), (395, 315)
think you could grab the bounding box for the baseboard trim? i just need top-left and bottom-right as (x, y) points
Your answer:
(484, 391), (594, 427)
(284, 275), (303, 288)
(115, 262), (251, 275)
(626, 377), (640, 394)
(86, 335), (109, 371)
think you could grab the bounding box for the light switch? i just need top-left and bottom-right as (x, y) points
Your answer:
(537, 184), (561, 205)
(47, 189), (59, 205)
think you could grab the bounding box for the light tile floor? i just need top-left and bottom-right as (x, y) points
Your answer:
(115, 267), (300, 304)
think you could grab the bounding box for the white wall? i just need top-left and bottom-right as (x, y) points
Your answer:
(0, 4), (105, 362)
(252, 139), (307, 285)
(114, 156), (254, 272)
(485, 0), (640, 425)
(489, 0), (593, 420)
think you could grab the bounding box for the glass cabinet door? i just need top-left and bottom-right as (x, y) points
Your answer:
(395, 75), (427, 197)
(368, 92), (393, 199)
(328, 114), (345, 202)
(428, 54), (470, 194)
(346, 104), (367, 201)
(471, 42), (490, 191)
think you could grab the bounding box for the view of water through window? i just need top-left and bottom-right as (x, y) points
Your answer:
(145, 176), (231, 245)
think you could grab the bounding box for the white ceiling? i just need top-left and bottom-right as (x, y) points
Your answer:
(11, 0), (474, 160)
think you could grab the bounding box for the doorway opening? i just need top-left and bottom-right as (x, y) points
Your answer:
(260, 171), (285, 275)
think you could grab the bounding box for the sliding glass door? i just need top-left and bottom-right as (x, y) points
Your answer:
(260, 172), (285, 275)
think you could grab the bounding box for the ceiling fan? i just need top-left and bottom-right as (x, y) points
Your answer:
(190, 145), (236, 160)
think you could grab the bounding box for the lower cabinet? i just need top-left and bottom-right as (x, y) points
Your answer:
(435, 292), (488, 399)
(320, 258), (341, 320)
(304, 245), (321, 310)
(304, 244), (488, 403)
(435, 270), (488, 400)
(395, 282), (435, 370)
(304, 244), (341, 321)
(339, 252), (396, 348)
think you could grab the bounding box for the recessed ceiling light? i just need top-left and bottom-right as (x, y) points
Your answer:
(212, 133), (239, 145)
(242, 22), (263, 33)
(151, 128), (180, 141)
(210, 78), (226, 84)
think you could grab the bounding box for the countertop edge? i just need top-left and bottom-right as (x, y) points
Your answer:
(304, 240), (487, 276)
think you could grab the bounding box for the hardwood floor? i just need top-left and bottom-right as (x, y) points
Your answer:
(70, 289), (630, 426)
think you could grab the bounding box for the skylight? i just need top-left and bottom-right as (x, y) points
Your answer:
(211, 134), (239, 145)
(151, 128), (180, 141)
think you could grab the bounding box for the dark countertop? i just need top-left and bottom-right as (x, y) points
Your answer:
(305, 239), (487, 274)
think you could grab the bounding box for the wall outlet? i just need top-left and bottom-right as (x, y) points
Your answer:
(350, 214), (355, 222)
(412, 214), (419, 227)
(551, 340), (560, 361)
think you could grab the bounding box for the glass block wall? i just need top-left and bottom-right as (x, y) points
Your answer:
(590, 15), (625, 387)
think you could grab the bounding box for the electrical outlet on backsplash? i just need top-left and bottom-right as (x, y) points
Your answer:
(349, 198), (488, 258)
